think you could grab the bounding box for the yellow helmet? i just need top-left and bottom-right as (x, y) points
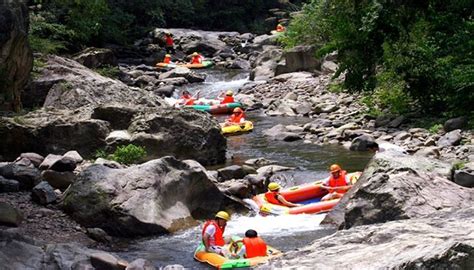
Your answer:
(268, 182), (281, 191)
(330, 164), (341, 173)
(193, 52), (198, 56)
(165, 54), (171, 57)
(215, 211), (230, 221)
(226, 90), (233, 96)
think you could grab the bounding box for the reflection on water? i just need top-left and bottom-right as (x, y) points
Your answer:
(116, 69), (372, 268)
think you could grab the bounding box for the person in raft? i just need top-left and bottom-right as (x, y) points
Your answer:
(163, 54), (172, 64)
(265, 182), (302, 207)
(190, 52), (203, 64)
(320, 164), (352, 201)
(230, 229), (267, 259)
(276, 23), (286, 32)
(224, 107), (246, 126)
(220, 90), (235, 104)
(177, 90), (196, 106)
(164, 31), (175, 54)
(202, 211), (230, 255)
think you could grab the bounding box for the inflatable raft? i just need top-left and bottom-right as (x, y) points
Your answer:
(252, 172), (362, 215)
(156, 60), (214, 69)
(186, 102), (242, 114)
(221, 121), (253, 135)
(194, 238), (281, 269)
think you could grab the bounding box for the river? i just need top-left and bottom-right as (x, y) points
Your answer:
(115, 69), (373, 268)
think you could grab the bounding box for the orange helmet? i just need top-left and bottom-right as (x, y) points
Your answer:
(233, 107), (243, 113)
(330, 164), (341, 173)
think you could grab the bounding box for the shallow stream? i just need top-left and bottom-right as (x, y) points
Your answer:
(115, 69), (373, 268)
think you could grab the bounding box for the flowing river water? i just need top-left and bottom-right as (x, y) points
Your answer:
(115, 70), (373, 268)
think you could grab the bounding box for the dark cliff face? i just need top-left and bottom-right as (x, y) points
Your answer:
(0, 0), (32, 112)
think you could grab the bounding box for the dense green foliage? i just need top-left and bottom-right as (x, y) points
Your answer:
(95, 144), (147, 165)
(29, 0), (304, 51)
(282, 0), (473, 116)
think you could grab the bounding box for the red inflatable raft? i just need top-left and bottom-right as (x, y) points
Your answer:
(252, 172), (362, 215)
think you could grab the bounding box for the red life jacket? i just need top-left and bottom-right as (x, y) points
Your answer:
(163, 56), (171, 64)
(243, 237), (267, 258)
(221, 96), (235, 104)
(264, 191), (282, 205)
(165, 36), (174, 46)
(328, 170), (348, 187)
(191, 55), (203, 64)
(227, 112), (245, 124)
(180, 95), (195, 105)
(202, 220), (225, 247)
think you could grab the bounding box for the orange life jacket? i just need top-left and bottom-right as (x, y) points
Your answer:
(165, 36), (174, 46)
(276, 25), (285, 32)
(163, 56), (171, 64)
(227, 112), (245, 124)
(264, 191), (282, 205)
(180, 95), (195, 105)
(202, 220), (225, 247)
(328, 170), (348, 187)
(243, 237), (267, 258)
(221, 96), (235, 104)
(191, 55), (203, 64)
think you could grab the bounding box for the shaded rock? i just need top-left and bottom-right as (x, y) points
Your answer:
(437, 129), (462, 147)
(270, 207), (474, 269)
(73, 47), (117, 69)
(256, 165), (293, 175)
(62, 157), (226, 236)
(0, 176), (20, 192)
(323, 152), (473, 229)
(349, 135), (375, 151)
(454, 163), (474, 188)
(39, 154), (62, 170)
(63, 151), (83, 164)
(249, 46), (282, 81)
(444, 116), (467, 132)
(153, 85), (175, 98)
(275, 46), (320, 75)
(90, 252), (126, 270)
(388, 115), (405, 128)
(244, 158), (277, 168)
(92, 105), (137, 130)
(94, 158), (123, 169)
(321, 60), (338, 74)
(0, 164), (41, 189)
(158, 67), (205, 83)
(32, 181), (57, 205)
(217, 165), (247, 182)
(227, 59), (250, 70)
(50, 157), (77, 172)
(414, 147), (440, 159)
(126, 259), (156, 270)
(13, 157), (32, 167)
(0, 202), (22, 226)
(128, 108), (226, 166)
(42, 170), (75, 190)
(86, 228), (112, 243)
(106, 130), (132, 144)
(374, 115), (392, 127)
(19, 153), (44, 167)
(0, 0), (32, 112)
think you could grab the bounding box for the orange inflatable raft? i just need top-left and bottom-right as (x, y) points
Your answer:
(252, 172), (361, 215)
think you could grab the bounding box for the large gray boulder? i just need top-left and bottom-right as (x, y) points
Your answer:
(323, 152), (474, 229)
(62, 157), (227, 236)
(268, 207), (474, 269)
(444, 116), (467, 132)
(73, 47), (117, 68)
(0, 0), (32, 112)
(437, 129), (462, 147)
(0, 230), (128, 269)
(0, 163), (41, 190)
(26, 55), (164, 110)
(128, 108), (226, 165)
(249, 46), (282, 81)
(275, 45), (320, 76)
(0, 202), (22, 226)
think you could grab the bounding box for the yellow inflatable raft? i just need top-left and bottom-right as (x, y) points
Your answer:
(221, 121), (253, 135)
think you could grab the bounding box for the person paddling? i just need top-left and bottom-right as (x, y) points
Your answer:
(224, 107), (246, 126)
(265, 182), (302, 207)
(202, 211), (230, 255)
(320, 164), (352, 201)
(177, 90), (200, 106)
